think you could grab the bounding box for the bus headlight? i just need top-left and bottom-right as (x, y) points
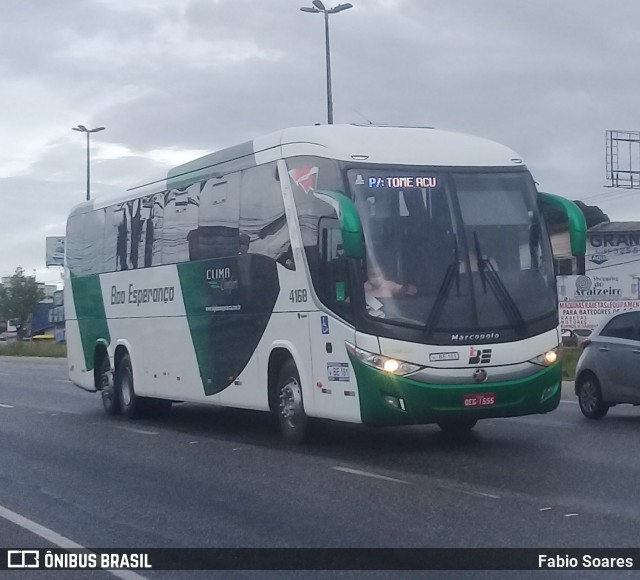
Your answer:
(529, 348), (559, 367)
(345, 343), (423, 376)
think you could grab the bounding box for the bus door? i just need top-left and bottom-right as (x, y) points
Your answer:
(307, 219), (359, 422)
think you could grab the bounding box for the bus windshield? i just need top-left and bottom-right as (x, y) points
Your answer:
(347, 167), (556, 342)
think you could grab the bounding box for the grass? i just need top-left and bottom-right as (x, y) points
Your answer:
(561, 347), (580, 380)
(0, 341), (67, 358)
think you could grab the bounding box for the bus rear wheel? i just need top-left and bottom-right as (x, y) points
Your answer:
(276, 360), (308, 444)
(116, 354), (139, 419)
(437, 418), (478, 433)
(99, 356), (120, 416)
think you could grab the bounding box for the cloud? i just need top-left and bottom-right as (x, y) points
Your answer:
(2, 0), (640, 283)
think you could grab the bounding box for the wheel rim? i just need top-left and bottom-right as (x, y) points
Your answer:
(102, 386), (114, 407)
(121, 372), (132, 407)
(101, 366), (114, 408)
(579, 378), (598, 413)
(279, 377), (302, 429)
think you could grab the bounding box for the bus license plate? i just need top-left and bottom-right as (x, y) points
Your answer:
(327, 363), (350, 382)
(463, 393), (496, 407)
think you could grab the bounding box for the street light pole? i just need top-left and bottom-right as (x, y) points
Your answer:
(300, 1), (353, 125)
(323, 9), (333, 125)
(72, 125), (105, 201)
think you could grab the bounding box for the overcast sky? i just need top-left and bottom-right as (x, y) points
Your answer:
(2, 0), (640, 284)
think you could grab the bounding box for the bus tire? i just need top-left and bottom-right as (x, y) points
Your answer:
(577, 373), (608, 419)
(99, 356), (120, 416)
(275, 359), (308, 444)
(116, 354), (139, 419)
(437, 418), (478, 433)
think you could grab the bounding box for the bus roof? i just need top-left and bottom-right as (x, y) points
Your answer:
(168, 124), (524, 183)
(70, 124), (525, 215)
(261, 124), (523, 167)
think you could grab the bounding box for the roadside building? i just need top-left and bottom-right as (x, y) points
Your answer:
(31, 301), (54, 337)
(52, 289), (65, 342)
(556, 222), (640, 332)
(0, 278), (58, 339)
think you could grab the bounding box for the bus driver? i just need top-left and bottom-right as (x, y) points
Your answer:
(364, 266), (417, 298)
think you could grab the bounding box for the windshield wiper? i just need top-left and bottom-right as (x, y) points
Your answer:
(473, 232), (526, 332)
(424, 235), (459, 339)
(529, 220), (541, 270)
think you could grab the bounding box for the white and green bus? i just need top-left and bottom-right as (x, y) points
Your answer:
(65, 124), (586, 442)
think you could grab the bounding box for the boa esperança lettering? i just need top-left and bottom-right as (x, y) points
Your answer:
(110, 284), (175, 306)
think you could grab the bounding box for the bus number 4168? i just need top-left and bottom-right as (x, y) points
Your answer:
(289, 289), (308, 303)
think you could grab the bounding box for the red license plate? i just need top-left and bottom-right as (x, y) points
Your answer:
(463, 393), (496, 407)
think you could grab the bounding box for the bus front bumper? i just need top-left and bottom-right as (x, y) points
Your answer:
(348, 354), (562, 427)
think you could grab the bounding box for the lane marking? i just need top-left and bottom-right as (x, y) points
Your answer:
(564, 513), (579, 517)
(0, 403), (14, 408)
(333, 467), (503, 501)
(115, 426), (159, 436)
(332, 466), (411, 485)
(539, 507), (553, 512)
(455, 488), (500, 500)
(55, 379), (71, 384)
(0, 503), (149, 580)
(560, 400), (578, 405)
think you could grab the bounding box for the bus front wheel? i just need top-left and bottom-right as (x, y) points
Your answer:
(276, 360), (308, 444)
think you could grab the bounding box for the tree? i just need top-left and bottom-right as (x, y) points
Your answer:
(541, 199), (609, 231)
(0, 267), (45, 339)
(572, 200), (610, 229)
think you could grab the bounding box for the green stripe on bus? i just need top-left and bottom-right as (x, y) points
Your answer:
(348, 354), (562, 427)
(70, 274), (110, 371)
(177, 255), (279, 396)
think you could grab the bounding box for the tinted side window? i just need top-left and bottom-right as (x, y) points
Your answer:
(104, 197), (159, 271)
(190, 172), (241, 260)
(143, 193), (164, 267)
(67, 210), (105, 276)
(287, 156), (343, 251)
(287, 155), (343, 280)
(163, 183), (200, 264)
(240, 163), (293, 268)
(66, 213), (85, 275)
(74, 195), (165, 275)
(318, 218), (352, 322)
(103, 204), (120, 272)
(85, 208), (105, 275)
(287, 157), (354, 319)
(601, 313), (637, 340)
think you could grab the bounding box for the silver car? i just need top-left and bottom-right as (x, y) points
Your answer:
(574, 308), (640, 418)
(561, 328), (592, 348)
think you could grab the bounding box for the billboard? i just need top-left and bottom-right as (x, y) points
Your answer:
(557, 274), (640, 331)
(45, 237), (65, 267)
(556, 274), (637, 302)
(586, 230), (640, 277)
(559, 300), (640, 332)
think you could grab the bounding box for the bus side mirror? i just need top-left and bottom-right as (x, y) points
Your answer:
(313, 190), (364, 259)
(539, 192), (587, 258)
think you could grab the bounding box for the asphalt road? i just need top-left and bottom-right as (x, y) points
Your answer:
(0, 356), (639, 580)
